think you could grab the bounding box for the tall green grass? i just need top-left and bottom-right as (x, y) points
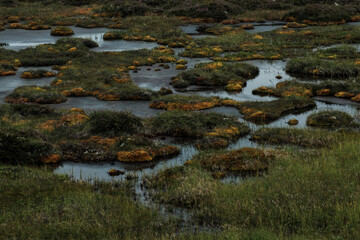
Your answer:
(147, 135), (360, 239)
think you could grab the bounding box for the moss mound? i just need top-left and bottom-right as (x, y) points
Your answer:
(172, 62), (259, 90)
(5, 86), (67, 104)
(306, 110), (355, 128)
(87, 110), (143, 135)
(148, 110), (250, 139)
(50, 26), (74, 36)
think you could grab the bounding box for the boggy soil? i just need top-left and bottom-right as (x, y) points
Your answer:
(1, 4), (360, 239)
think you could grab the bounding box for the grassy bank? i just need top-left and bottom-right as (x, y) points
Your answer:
(146, 134), (360, 239)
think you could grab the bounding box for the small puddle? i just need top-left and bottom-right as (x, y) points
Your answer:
(0, 66), (56, 102)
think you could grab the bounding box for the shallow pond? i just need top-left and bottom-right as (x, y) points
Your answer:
(0, 27), (160, 52)
(0, 26), (359, 186)
(0, 66), (56, 102)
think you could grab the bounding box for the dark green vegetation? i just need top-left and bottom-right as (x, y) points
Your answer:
(285, 45), (360, 78)
(222, 97), (316, 124)
(1, 39), (179, 102)
(147, 110), (250, 139)
(88, 110), (143, 135)
(286, 58), (360, 78)
(307, 110), (358, 128)
(252, 80), (360, 103)
(171, 62), (259, 90)
(103, 16), (191, 47)
(6, 86), (68, 104)
(0, 105), (182, 164)
(182, 25), (360, 60)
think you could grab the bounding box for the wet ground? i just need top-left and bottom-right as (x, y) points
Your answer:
(1, 22), (359, 185)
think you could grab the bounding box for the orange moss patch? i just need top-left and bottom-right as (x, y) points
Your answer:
(67, 47), (77, 52)
(61, 87), (89, 97)
(0, 71), (16, 76)
(316, 89), (331, 96)
(70, 108), (86, 114)
(221, 99), (240, 107)
(8, 23), (23, 29)
(281, 87), (312, 98)
(200, 148), (274, 172)
(276, 29), (295, 34)
(221, 19), (241, 25)
(149, 101), (220, 111)
(42, 154), (61, 164)
(96, 93), (121, 101)
(176, 59), (188, 64)
(252, 86), (275, 96)
(285, 22), (307, 28)
(61, 113), (88, 126)
(175, 64), (187, 70)
(351, 94), (360, 102)
(334, 92), (355, 99)
(50, 26), (74, 36)
(240, 24), (254, 30)
(20, 71), (55, 79)
(157, 55), (177, 62)
(148, 145), (180, 159)
(117, 150), (153, 162)
(253, 34), (263, 40)
(206, 126), (242, 139)
(287, 119), (299, 126)
(108, 169), (125, 176)
(82, 136), (121, 151)
(225, 81), (243, 91)
(38, 120), (58, 131)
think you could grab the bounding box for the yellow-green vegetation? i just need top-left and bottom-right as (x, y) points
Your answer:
(306, 110), (358, 128)
(171, 62), (259, 90)
(146, 135), (360, 238)
(0, 165), (178, 239)
(250, 127), (341, 147)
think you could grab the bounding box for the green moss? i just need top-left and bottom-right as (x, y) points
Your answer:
(87, 110), (143, 135)
(196, 147), (274, 174)
(172, 62), (259, 89)
(147, 110), (250, 139)
(234, 97), (316, 124)
(5, 86), (67, 104)
(250, 127), (339, 147)
(306, 110), (356, 128)
(286, 57), (360, 78)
